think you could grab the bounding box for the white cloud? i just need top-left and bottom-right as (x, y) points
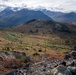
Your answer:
(0, 0), (76, 12)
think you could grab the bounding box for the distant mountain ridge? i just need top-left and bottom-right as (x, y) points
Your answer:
(41, 9), (76, 22)
(0, 7), (76, 28)
(0, 8), (53, 28)
(40, 9), (64, 18)
(0, 7), (14, 18)
(52, 12), (76, 22)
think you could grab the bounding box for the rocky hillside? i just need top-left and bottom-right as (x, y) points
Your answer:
(12, 19), (76, 34)
(11, 19), (76, 46)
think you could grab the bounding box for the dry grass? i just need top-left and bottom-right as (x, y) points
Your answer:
(0, 31), (71, 53)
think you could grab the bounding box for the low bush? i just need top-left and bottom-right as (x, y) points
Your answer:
(33, 52), (40, 56)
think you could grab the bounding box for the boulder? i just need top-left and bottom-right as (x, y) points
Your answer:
(70, 51), (76, 59)
(64, 54), (71, 60)
(51, 65), (72, 75)
(68, 66), (76, 75)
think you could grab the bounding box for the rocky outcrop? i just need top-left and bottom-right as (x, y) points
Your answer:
(51, 65), (72, 75)
(54, 24), (70, 33)
(7, 49), (76, 75)
(65, 50), (76, 60)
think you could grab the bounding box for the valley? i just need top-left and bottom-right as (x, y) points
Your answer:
(0, 19), (76, 74)
(0, 3), (76, 75)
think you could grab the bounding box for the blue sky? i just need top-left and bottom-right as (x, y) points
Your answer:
(0, 0), (76, 12)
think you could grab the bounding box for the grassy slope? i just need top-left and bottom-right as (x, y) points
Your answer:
(0, 30), (71, 56)
(0, 20), (76, 60)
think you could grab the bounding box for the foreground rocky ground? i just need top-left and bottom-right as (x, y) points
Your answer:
(7, 47), (76, 75)
(0, 51), (32, 75)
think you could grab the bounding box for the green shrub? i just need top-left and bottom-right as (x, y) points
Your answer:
(33, 52), (40, 56)
(20, 56), (29, 63)
(38, 49), (42, 52)
(33, 48), (36, 51)
(2, 46), (13, 51)
(25, 48), (29, 50)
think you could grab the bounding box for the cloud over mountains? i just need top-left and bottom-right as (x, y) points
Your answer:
(0, 0), (76, 12)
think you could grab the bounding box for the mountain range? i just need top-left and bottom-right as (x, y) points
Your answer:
(0, 8), (52, 28)
(0, 7), (76, 28)
(0, 7), (14, 18)
(52, 12), (76, 22)
(41, 9), (76, 22)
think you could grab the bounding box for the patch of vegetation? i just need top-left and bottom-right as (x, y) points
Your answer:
(48, 41), (58, 45)
(35, 29), (38, 33)
(29, 30), (34, 33)
(43, 41), (71, 50)
(33, 52), (40, 56)
(2, 46), (14, 51)
(19, 56), (30, 63)
(4, 35), (21, 43)
(25, 48), (29, 50)
(33, 48), (36, 51)
(38, 49), (42, 52)
(10, 33), (21, 38)
(51, 45), (71, 50)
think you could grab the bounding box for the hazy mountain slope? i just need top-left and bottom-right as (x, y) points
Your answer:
(41, 9), (64, 18)
(0, 7), (14, 18)
(0, 9), (53, 28)
(51, 12), (76, 22)
(42, 9), (76, 22)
